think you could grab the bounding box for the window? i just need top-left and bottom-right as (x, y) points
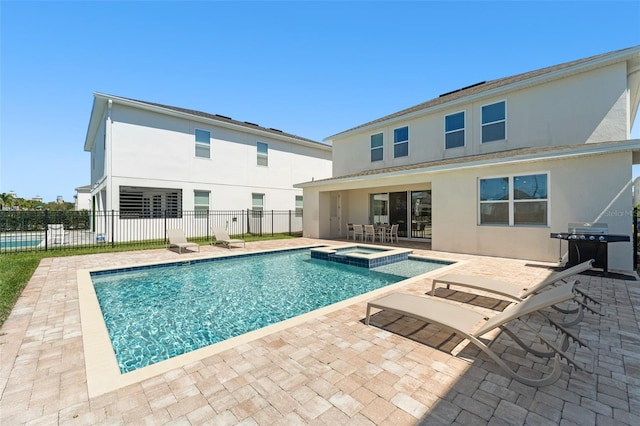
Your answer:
(252, 193), (264, 218)
(195, 129), (211, 158)
(479, 173), (548, 226)
(295, 195), (303, 217)
(481, 101), (506, 143)
(257, 142), (268, 166)
(445, 111), (465, 149)
(393, 126), (409, 158)
(369, 193), (389, 224)
(370, 133), (383, 162)
(194, 191), (209, 217)
(119, 186), (182, 219)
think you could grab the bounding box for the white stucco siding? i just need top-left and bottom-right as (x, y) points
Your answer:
(103, 104), (330, 211)
(432, 151), (633, 270)
(90, 113), (106, 185)
(331, 62), (630, 177)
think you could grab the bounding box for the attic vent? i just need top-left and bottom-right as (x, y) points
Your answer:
(439, 81), (487, 98)
(269, 128), (283, 133)
(214, 114), (232, 120)
(244, 121), (260, 127)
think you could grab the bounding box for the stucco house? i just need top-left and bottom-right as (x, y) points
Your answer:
(84, 93), (332, 239)
(297, 46), (640, 272)
(74, 185), (92, 211)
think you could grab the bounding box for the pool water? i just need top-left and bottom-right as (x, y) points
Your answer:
(335, 246), (389, 255)
(91, 248), (450, 373)
(0, 235), (43, 249)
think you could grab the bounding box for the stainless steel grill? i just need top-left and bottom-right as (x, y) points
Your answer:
(550, 222), (630, 274)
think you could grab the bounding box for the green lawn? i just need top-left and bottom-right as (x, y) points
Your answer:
(0, 233), (298, 327)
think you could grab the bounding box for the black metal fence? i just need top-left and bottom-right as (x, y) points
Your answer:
(0, 209), (303, 254)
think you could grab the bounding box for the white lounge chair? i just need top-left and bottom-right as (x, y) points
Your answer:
(365, 282), (592, 387)
(430, 259), (599, 326)
(47, 223), (65, 245)
(167, 229), (200, 254)
(211, 227), (245, 248)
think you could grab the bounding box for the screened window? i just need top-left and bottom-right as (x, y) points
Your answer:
(295, 195), (303, 217)
(479, 173), (548, 226)
(445, 111), (465, 149)
(252, 193), (264, 218)
(370, 133), (383, 162)
(119, 186), (182, 219)
(481, 101), (506, 143)
(257, 142), (268, 166)
(195, 129), (211, 158)
(194, 191), (209, 217)
(393, 126), (409, 158)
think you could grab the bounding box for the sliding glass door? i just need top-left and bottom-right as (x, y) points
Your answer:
(369, 190), (431, 239)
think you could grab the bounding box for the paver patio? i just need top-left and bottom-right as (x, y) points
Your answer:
(1, 238), (639, 425)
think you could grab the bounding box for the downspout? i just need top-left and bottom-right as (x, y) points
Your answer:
(106, 99), (113, 211)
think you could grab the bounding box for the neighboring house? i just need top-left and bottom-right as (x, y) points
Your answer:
(84, 93), (332, 238)
(74, 185), (92, 211)
(297, 46), (640, 271)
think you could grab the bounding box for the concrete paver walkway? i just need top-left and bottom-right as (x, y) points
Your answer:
(1, 238), (639, 425)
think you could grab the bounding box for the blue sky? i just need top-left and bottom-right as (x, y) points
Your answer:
(1, 1), (639, 203)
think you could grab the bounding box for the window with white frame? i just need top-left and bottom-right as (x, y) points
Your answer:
(194, 190), (210, 217)
(370, 133), (383, 162)
(481, 101), (506, 143)
(252, 193), (264, 217)
(295, 195), (303, 217)
(479, 173), (548, 226)
(195, 129), (211, 158)
(445, 111), (465, 149)
(257, 142), (268, 166)
(393, 126), (409, 158)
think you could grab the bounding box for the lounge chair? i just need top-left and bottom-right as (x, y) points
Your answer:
(167, 229), (200, 254)
(431, 259), (594, 300)
(430, 259), (599, 325)
(47, 223), (65, 245)
(365, 282), (592, 387)
(211, 227), (245, 248)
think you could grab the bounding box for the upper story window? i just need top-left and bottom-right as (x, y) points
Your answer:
(257, 142), (268, 166)
(393, 126), (409, 158)
(195, 129), (211, 158)
(370, 133), (383, 162)
(194, 190), (210, 217)
(479, 173), (548, 226)
(295, 195), (303, 217)
(481, 101), (506, 143)
(445, 111), (465, 149)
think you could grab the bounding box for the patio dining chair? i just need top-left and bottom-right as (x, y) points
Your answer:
(363, 225), (376, 242)
(352, 224), (364, 241)
(346, 223), (355, 240)
(385, 224), (399, 243)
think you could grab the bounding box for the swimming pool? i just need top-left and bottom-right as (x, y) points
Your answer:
(0, 234), (43, 250)
(91, 247), (452, 373)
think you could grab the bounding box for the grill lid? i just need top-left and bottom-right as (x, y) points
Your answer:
(568, 222), (608, 235)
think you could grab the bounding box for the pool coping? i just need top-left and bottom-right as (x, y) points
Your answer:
(77, 244), (464, 397)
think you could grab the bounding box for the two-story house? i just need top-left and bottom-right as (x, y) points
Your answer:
(297, 46), (640, 271)
(84, 93), (332, 238)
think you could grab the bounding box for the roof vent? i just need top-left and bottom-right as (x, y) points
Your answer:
(269, 128), (283, 133)
(439, 81), (486, 98)
(244, 121), (260, 127)
(214, 114), (232, 120)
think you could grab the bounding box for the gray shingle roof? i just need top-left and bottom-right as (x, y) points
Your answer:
(103, 94), (330, 148)
(327, 46), (640, 139)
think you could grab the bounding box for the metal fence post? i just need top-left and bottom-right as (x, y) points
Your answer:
(289, 210), (292, 236)
(44, 209), (49, 251)
(111, 210), (115, 248)
(634, 207), (638, 270)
